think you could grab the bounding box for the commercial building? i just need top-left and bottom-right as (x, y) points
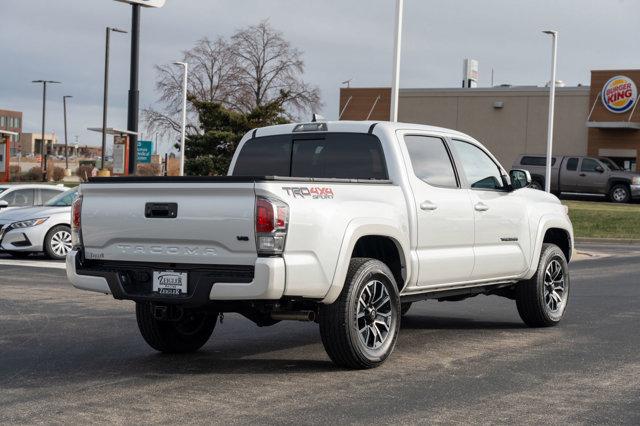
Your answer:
(18, 132), (59, 157)
(339, 69), (640, 172)
(0, 109), (23, 154)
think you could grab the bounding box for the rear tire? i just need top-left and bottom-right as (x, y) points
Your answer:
(516, 244), (570, 327)
(609, 184), (630, 203)
(319, 258), (401, 369)
(136, 303), (217, 353)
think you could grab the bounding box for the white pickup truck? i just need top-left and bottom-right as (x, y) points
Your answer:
(67, 121), (574, 369)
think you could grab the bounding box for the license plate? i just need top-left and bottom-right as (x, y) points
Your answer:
(153, 271), (188, 295)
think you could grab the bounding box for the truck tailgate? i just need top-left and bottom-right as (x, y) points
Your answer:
(80, 182), (257, 265)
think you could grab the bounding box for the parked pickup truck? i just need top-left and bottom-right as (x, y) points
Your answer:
(514, 154), (640, 203)
(67, 121), (574, 369)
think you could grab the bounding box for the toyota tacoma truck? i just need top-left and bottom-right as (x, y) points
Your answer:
(67, 121), (574, 369)
(513, 154), (640, 203)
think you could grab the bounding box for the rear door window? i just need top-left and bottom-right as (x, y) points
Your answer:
(521, 156), (556, 166)
(4, 189), (35, 207)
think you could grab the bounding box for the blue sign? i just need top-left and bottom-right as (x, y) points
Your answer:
(137, 140), (153, 164)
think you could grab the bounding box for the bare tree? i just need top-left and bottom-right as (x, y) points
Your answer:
(143, 21), (321, 138)
(143, 37), (238, 136)
(229, 20), (321, 116)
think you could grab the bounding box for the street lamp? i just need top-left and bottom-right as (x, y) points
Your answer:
(100, 27), (128, 177)
(32, 80), (61, 181)
(543, 30), (558, 193)
(390, 0), (404, 122)
(63, 95), (73, 174)
(113, 0), (166, 174)
(174, 61), (188, 176)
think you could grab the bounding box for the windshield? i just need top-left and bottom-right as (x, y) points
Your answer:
(598, 158), (621, 171)
(45, 188), (78, 207)
(0, 187), (7, 194)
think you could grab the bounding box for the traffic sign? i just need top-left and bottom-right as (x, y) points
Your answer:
(137, 140), (153, 164)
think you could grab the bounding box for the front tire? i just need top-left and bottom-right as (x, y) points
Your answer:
(319, 258), (401, 369)
(529, 179), (543, 191)
(609, 184), (630, 203)
(44, 225), (73, 260)
(515, 244), (570, 327)
(136, 303), (217, 353)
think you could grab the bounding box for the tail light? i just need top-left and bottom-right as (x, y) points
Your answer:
(255, 196), (289, 255)
(71, 193), (83, 249)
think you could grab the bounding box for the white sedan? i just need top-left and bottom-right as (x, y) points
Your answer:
(0, 188), (77, 260)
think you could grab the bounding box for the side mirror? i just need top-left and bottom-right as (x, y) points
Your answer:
(595, 165), (605, 173)
(0, 200), (8, 209)
(510, 169), (532, 190)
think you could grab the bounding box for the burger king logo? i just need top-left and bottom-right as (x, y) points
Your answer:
(602, 75), (637, 113)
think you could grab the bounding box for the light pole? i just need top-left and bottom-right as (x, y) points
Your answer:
(100, 27), (128, 177)
(63, 95), (73, 175)
(390, 0), (404, 122)
(174, 61), (188, 176)
(543, 30), (558, 193)
(32, 80), (60, 181)
(113, 1), (166, 175)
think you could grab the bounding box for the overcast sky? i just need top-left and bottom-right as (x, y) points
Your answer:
(1, 0), (639, 152)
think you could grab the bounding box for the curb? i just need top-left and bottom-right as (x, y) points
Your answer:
(575, 237), (640, 245)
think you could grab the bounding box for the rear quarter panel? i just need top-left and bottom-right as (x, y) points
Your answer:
(256, 181), (409, 299)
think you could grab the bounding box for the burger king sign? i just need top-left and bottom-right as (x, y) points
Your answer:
(602, 75), (637, 113)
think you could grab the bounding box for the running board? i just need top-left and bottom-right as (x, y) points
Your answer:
(400, 282), (517, 303)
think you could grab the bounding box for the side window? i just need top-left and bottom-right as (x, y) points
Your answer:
(566, 158), (579, 171)
(451, 140), (505, 190)
(5, 189), (35, 207)
(41, 189), (62, 204)
(581, 158), (600, 172)
(404, 135), (458, 188)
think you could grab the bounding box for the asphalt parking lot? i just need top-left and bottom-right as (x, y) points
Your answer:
(1, 244), (639, 424)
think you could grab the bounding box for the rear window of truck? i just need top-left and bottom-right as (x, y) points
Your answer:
(520, 156), (556, 166)
(232, 133), (388, 180)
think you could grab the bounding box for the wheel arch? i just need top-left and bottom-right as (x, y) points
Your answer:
(607, 178), (631, 193)
(526, 214), (574, 279)
(321, 220), (411, 304)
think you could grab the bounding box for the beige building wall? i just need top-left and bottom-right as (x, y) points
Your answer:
(340, 86), (591, 169)
(18, 133), (58, 155)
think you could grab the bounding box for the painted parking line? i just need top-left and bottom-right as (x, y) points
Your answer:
(0, 258), (66, 270)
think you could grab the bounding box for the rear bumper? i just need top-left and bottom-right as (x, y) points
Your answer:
(66, 250), (286, 305)
(631, 184), (640, 199)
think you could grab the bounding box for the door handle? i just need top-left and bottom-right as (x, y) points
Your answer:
(474, 202), (489, 212)
(420, 201), (438, 211)
(579, 173), (586, 177)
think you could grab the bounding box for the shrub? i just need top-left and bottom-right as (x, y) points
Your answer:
(77, 165), (94, 181)
(137, 163), (161, 176)
(51, 167), (66, 182)
(25, 167), (43, 182)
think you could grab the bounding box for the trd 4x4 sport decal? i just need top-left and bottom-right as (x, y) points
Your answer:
(282, 187), (334, 199)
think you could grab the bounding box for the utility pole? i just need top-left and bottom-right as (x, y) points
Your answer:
(543, 30), (559, 193)
(32, 80), (60, 181)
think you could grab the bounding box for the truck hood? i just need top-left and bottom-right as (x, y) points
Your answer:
(517, 188), (562, 204)
(0, 206), (70, 224)
(609, 170), (640, 179)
